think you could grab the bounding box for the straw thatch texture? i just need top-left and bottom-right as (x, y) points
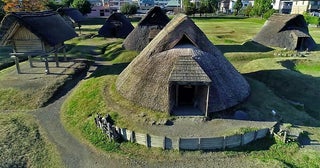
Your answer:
(116, 14), (250, 114)
(57, 8), (86, 27)
(253, 13), (316, 50)
(0, 11), (77, 46)
(122, 6), (170, 51)
(98, 13), (134, 38)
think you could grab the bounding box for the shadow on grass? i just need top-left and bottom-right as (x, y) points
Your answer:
(89, 63), (129, 78)
(244, 69), (320, 127)
(217, 41), (274, 53)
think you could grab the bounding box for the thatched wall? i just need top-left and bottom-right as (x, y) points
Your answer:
(253, 14), (316, 50)
(116, 14), (250, 113)
(98, 13), (134, 38)
(122, 6), (170, 51)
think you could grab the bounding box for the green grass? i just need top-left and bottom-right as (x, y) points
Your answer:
(0, 112), (63, 167)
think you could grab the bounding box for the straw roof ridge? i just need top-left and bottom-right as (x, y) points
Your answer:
(98, 13), (134, 38)
(116, 14), (250, 113)
(122, 6), (170, 51)
(0, 10), (77, 46)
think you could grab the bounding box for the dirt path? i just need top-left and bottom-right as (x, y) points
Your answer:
(30, 61), (136, 168)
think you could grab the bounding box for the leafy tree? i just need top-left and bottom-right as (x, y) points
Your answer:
(233, 0), (242, 15)
(251, 0), (273, 17)
(72, 0), (91, 15)
(263, 8), (275, 19)
(242, 3), (253, 17)
(206, 0), (219, 13)
(198, 0), (207, 16)
(3, 0), (47, 12)
(182, 0), (196, 16)
(120, 3), (138, 16)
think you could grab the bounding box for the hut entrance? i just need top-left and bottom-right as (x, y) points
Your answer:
(296, 37), (306, 50)
(170, 84), (209, 116)
(178, 85), (195, 105)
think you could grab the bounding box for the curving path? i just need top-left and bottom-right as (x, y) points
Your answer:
(31, 62), (134, 168)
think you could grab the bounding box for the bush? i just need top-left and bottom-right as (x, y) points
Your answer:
(303, 12), (320, 25)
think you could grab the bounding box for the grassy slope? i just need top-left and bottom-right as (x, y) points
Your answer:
(0, 112), (63, 167)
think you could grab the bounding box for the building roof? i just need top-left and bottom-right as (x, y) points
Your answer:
(0, 11), (77, 46)
(57, 8), (86, 23)
(116, 14), (250, 113)
(98, 13), (134, 38)
(253, 13), (316, 50)
(123, 6), (170, 51)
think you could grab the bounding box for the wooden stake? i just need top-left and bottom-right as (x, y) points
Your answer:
(12, 55), (21, 74)
(44, 57), (50, 74)
(28, 55), (33, 67)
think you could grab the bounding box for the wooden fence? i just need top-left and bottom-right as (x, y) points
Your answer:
(95, 115), (272, 151)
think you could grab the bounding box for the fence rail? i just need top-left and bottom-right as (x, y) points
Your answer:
(95, 114), (274, 151)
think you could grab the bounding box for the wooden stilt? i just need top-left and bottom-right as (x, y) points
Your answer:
(44, 57), (50, 74)
(12, 55), (21, 74)
(28, 55), (33, 67)
(54, 52), (59, 67)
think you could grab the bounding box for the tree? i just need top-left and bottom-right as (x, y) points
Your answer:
(250, 0), (273, 17)
(62, 0), (73, 7)
(45, 0), (63, 11)
(120, 3), (138, 16)
(3, 0), (47, 12)
(72, 0), (91, 15)
(242, 3), (253, 17)
(233, 0), (242, 15)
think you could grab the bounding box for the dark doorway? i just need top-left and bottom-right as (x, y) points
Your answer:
(178, 85), (195, 105)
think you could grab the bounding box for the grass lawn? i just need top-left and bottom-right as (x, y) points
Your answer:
(0, 112), (63, 167)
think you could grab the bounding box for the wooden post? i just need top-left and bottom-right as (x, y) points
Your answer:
(28, 55), (33, 67)
(12, 55), (21, 74)
(44, 57), (50, 74)
(205, 84), (210, 117)
(54, 52), (59, 67)
(63, 46), (67, 61)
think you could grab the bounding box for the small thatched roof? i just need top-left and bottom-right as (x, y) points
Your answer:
(0, 11), (77, 46)
(116, 14), (250, 114)
(98, 13), (134, 38)
(253, 13), (316, 50)
(122, 6), (170, 51)
(57, 8), (86, 23)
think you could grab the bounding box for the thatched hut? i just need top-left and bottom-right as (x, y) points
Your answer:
(98, 13), (134, 38)
(253, 13), (316, 51)
(116, 14), (250, 116)
(57, 8), (86, 30)
(0, 11), (77, 74)
(122, 6), (170, 51)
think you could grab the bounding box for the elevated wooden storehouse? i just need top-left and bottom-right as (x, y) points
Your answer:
(123, 6), (170, 51)
(0, 11), (77, 74)
(98, 13), (134, 38)
(253, 14), (316, 50)
(57, 8), (86, 31)
(116, 14), (250, 117)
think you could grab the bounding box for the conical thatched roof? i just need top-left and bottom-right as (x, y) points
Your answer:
(253, 13), (316, 50)
(116, 14), (250, 114)
(57, 8), (86, 24)
(98, 13), (134, 38)
(0, 11), (77, 46)
(122, 6), (170, 51)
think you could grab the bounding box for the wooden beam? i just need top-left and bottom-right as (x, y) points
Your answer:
(205, 85), (210, 117)
(54, 52), (59, 67)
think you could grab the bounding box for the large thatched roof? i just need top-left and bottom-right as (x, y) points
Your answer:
(122, 6), (170, 51)
(98, 13), (134, 38)
(253, 13), (316, 50)
(116, 14), (250, 114)
(0, 11), (77, 46)
(57, 8), (86, 23)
